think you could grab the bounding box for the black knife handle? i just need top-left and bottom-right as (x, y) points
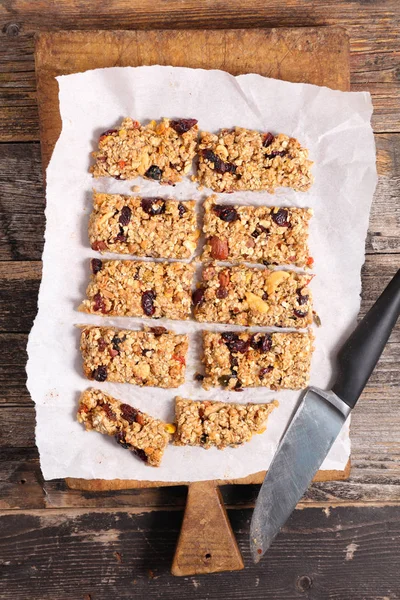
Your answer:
(332, 269), (400, 409)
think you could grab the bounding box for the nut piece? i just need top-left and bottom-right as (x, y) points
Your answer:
(164, 423), (177, 434)
(245, 291), (269, 314)
(209, 236), (229, 260)
(266, 270), (290, 295)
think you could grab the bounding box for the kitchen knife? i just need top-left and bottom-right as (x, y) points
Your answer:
(250, 269), (400, 563)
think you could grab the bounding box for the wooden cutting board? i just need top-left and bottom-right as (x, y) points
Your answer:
(35, 27), (351, 576)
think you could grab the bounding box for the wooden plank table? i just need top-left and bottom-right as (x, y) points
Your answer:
(0, 1), (399, 597)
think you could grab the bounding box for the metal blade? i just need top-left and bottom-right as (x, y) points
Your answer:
(250, 387), (350, 563)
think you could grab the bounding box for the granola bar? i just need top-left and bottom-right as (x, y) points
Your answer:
(202, 195), (313, 268)
(77, 388), (171, 467)
(174, 396), (278, 449)
(89, 191), (199, 259)
(197, 128), (313, 193)
(202, 330), (314, 391)
(91, 117), (198, 184)
(193, 263), (313, 328)
(80, 326), (188, 388)
(78, 259), (195, 320)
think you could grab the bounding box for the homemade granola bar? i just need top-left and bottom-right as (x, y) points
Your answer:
(202, 195), (313, 268)
(77, 388), (172, 466)
(202, 330), (314, 391)
(174, 396), (278, 449)
(89, 191), (199, 259)
(78, 259), (195, 320)
(91, 117), (198, 184)
(193, 263), (313, 328)
(80, 325), (188, 388)
(197, 128), (313, 193)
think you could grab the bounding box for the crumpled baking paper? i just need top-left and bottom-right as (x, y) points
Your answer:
(26, 66), (377, 481)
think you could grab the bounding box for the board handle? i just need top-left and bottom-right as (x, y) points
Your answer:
(171, 481), (244, 576)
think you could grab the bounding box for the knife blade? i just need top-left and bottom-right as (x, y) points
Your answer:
(250, 268), (400, 563)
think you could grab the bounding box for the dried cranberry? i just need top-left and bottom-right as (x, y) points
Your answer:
(297, 290), (309, 305)
(262, 132), (274, 147)
(192, 287), (205, 307)
(133, 448), (148, 463)
(120, 403), (139, 424)
(170, 118), (198, 134)
(265, 150), (288, 159)
(213, 205), (239, 222)
(194, 372), (205, 382)
(103, 403), (116, 420)
(93, 366), (107, 382)
(201, 149), (237, 175)
(115, 432), (131, 449)
(142, 290), (156, 316)
(271, 208), (290, 227)
(91, 258), (103, 274)
(216, 287), (229, 299)
(93, 292), (107, 313)
(141, 198), (166, 215)
(100, 129), (117, 138)
(145, 165), (163, 180)
(294, 308), (309, 318)
(259, 366), (273, 378)
(97, 337), (107, 352)
(178, 202), (187, 218)
(119, 206), (132, 226)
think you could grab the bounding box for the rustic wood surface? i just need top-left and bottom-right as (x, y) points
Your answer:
(0, 0), (399, 596)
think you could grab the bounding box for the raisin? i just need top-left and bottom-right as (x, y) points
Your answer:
(297, 290), (309, 305)
(234, 380), (243, 391)
(142, 290), (156, 316)
(262, 132), (274, 147)
(201, 149), (237, 174)
(170, 118), (198, 134)
(145, 165), (163, 180)
(115, 432), (131, 449)
(113, 174), (122, 180)
(259, 366), (273, 378)
(200, 434), (209, 444)
(262, 292), (269, 301)
(133, 448), (148, 463)
(265, 150), (288, 159)
(91, 240), (108, 251)
(103, 403), (116, 420)
(93, 292), (107, 313)
(141, 197), (166, 215)
(194, 372), (205, 382)
(271, 208), (290, 227)
(230, 339), (250, 353)
(115, 229), (127, 243)
(294, 308), (309, 318)
(178, 202), (187, 217)
(230, 354), (239, 375)
(252, 225), (269, 238)
(93, 366), (107, 382)
(192, 287), (205, 307)
(120, 403), (139, 424)
(219, 374), (233, 387)
(221, 332), (239, 343)
(111, 335), (122, 351)
(119, 206), (132, 226)
(216, 287), (229, 299)
(91, 258), (103, 274)
(251, 334), (272, 352)
(97, 337), (107, 352)
(150, 326), (167, 336)
(213, 205), (239, 222)
(100, 129), (118, 138)
(251, 229), (261, 239)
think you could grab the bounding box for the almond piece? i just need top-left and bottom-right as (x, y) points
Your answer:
(218, 270), (230, 287)
(246, 291), (269, 314)
(209, 236), (229, 260)
(266, 270), (290, 295)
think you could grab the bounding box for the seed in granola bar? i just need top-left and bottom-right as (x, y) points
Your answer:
(145, 165), (163, 181)
(93, 366), (108, 382)
(93, 292), (107, 313)
(271, 208), (290, 227)
(115, 432), (131, 449)
(194, 372), (205, 382)
(294, 308), (309, 318)
(141, 197), (166, 215)
(213, 204), (239, 222)
(150, 326), (167, 336)
(133, 447), (148, 463)
(178, 202), (187, 218)
(91, 240), (108, 252)
(91, 258), (103, 274)
(209, 236), (229, 260)
(103, 403), (117, 421)
(262, 132), (275, 147)
(97, 337), (107, 352)
(259, 366), (273, 377)
(201, 149), (237, 175)
(119, 206), (132, 226)
(120, 403), (139, 424)
(192, 287), (205, 307)
(170, 118), (198, 134)
(142, 290), (156, 316)
(297, 290), (309, 305)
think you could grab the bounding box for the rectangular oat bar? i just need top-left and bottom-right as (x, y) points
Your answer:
(174, 396), (278, 449)
(89, 192), (199, 259)
(202, 195), (313, 268)
(78, 259), (195, 320)
(91, 117), (198, 185)
(197, 128), (313, 193)
(77, 388), (171, 467)
(202, 330), (314, 391)
(193, 263), (313, 328)
(80, 325), (188, 388)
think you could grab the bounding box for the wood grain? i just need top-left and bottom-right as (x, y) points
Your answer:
(0, 506), (398, 599)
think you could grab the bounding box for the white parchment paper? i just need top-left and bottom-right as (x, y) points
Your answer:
(26, 66), (377, 481)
